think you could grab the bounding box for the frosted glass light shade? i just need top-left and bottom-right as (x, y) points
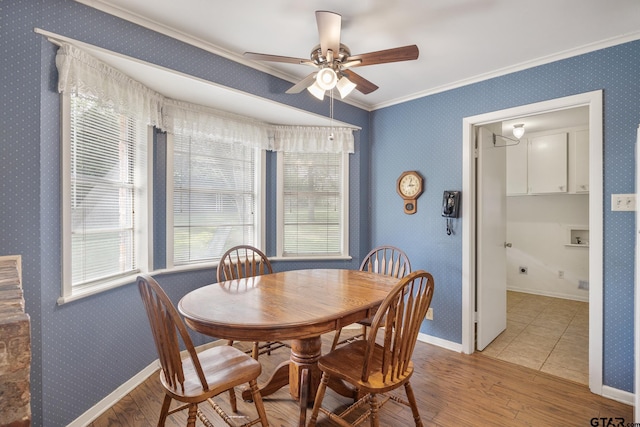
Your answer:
(336, 76), (357, 99)
(512, 124), (525, 139)
(307, 82), (325, 100)
(316, 68), (338, 90)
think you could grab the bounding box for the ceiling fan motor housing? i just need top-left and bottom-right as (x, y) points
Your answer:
(310, 43), (351, 71)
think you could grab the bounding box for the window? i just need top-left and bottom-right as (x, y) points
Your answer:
(54, 42), (353, 301)
(277, 151), (349, 258)
(61, 93), (149, 301)
(168, 133), (262, 266)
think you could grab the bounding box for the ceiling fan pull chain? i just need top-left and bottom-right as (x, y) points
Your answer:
(328, 89), (334, 141)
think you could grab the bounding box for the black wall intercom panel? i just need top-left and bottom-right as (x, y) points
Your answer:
(441, 191), (460, 218)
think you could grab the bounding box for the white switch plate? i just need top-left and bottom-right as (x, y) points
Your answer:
(611, 194), (636, 211)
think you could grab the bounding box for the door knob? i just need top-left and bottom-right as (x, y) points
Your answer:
(504, 242), (512, 248)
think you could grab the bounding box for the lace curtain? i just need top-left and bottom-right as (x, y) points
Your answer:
(162, 99), (270, 148)
(55, 43), (354, 153)
(271, 126), (354, 154)
(56, 43), (163, 127)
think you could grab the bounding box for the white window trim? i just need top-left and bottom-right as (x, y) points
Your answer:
(164, 133), (266, 270)
(275, 151), (350, 259)
(58, 93), (152, 304)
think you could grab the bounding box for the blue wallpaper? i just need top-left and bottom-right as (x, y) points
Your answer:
(1, 0), (638, 424)
(2, 1), (368, 425)
(371, 41), (640, 392)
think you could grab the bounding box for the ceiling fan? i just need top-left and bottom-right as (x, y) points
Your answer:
(243, 10), (419, 100)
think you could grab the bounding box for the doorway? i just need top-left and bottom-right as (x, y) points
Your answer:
(482, 108), (590, 384)
(461, 91), (604, 395)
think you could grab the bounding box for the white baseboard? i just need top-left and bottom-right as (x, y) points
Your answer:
(67, 339), (226, 426)
(417, 332), (463, 353)
(67, 361), (159, 427)
(602, 385), (635, 406)
(506, 286), (589, 302)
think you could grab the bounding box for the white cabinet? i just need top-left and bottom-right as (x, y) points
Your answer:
(571, 130), (589, 193)
(506, 128), (587, 196)
(528, 132), (568, 194)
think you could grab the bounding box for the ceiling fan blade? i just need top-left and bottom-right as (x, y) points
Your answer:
(345, 45), (419, 68)
(316, 10), (341, 57)
(244, 52), (312, 65)
(341, 70), (379, 94)
(285, 72), (317, 94)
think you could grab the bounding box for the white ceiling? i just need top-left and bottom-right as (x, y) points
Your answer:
(73, 1), (638, 131)
(79, 0), (640, 111)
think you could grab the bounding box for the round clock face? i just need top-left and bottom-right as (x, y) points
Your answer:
(399, 173), (421, 198)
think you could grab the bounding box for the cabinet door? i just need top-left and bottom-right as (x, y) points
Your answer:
(528, 132), (567, 194)
(573, 130), (589, 193)
(506, 138), (528, 195)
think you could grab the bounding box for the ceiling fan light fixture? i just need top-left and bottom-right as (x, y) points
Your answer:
(512, 123), (525, 139)
(336, 76), (357, 98)
(307, 81), (325, 100)
(316, 68), (338, 90)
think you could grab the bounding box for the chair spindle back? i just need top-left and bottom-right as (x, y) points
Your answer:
(360, 245), (411, 279)
(217, 245), (273, 282)
(137, 275), (208, 394)
(362, 270), (434, 383)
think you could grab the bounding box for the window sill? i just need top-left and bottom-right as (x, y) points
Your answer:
(57, 257), (353, 304)
(269, 255), (353, 262)
(57, 273), (140, 305)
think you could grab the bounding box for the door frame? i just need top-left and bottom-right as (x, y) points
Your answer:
(461, 90), (603, 395)
(635, 123), (640, 422)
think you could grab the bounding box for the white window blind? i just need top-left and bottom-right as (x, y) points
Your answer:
(281, 152), (345, 256)
(172, 134), (257, 265)
(68, 93), (146, 288)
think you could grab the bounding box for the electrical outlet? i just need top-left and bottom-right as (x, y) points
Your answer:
(558, 270), (564, 279)
(425, 307), (433, 320)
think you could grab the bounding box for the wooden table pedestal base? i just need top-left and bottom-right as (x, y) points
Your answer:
(241, 336), (357, 426)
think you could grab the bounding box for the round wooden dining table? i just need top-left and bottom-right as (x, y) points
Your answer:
(178, 268), (399, 426)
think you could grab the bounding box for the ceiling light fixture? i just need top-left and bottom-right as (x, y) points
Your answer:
(512, 124), (525, 139)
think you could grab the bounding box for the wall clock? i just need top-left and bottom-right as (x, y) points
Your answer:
(396, 171), (424, 214)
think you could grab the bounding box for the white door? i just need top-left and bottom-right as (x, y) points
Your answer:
(476, 126), (507, 350)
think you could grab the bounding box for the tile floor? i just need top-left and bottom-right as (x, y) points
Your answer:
(479, 291), (589, 385)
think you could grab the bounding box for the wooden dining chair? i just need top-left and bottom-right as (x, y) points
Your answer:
(331, 245), (412, 350)
(137, 275), (270, 427)
(308, 270), (434, 427)
(217, 245), (290, 360)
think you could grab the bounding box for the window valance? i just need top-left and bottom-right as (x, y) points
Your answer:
(55, 43), (354, 153)
(162, 99), (271, 148)
(56, 43), (163, 127)
(271, 126), (354, 154)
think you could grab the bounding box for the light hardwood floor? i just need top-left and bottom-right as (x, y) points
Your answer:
(480, 291), (589, 385)
(89, 329), (631, 426)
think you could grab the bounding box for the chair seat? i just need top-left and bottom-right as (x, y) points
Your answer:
(160, 345), (262, 400)
(318, 340), (414, 395)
